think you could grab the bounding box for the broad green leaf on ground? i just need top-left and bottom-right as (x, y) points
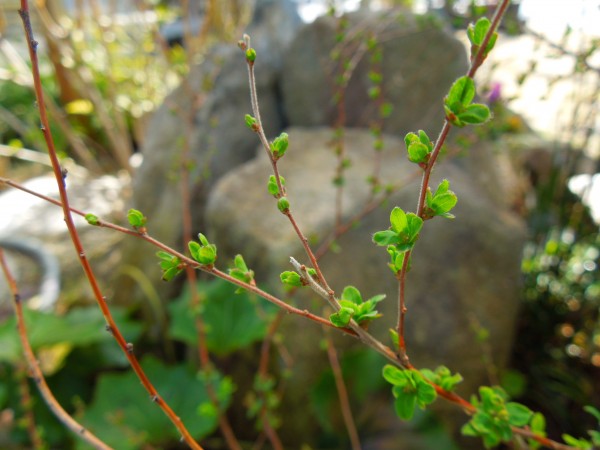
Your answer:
(168, 279), (275, 355)
(76, 356), (231, 450)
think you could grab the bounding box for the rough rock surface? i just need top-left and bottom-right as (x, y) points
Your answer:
(0, 171), (130, 312)
(206, 126), (526, 445)
(281, 9), (468, 136)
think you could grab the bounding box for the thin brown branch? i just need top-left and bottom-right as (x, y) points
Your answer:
(0, 248), (112, 450)
(397, 0), (511, 362)
(17, 3), (202, 448)
(16, 364), (45, 449)
(326, 337), (361, 450)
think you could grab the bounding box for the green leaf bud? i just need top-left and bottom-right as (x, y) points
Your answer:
(245, 114), (258, 131)
(127, 208), (146, 229)
(280, 271), (302, 287)
(245, 48), (256, 63)
(85, 213), (99, 226)
(270, 132), (289, 158)
(277, 197), (290, 213)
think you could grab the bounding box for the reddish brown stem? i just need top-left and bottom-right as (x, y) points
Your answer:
(17, 3), (202, 448)
(0, 249), (112, 450)
(326, 337), (362, 450)
(16, 364), (45, 449)
(396, 0), (510, 361)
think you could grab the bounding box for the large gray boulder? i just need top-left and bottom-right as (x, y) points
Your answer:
(281, 9), (468, 135)
(205, 126), (526, 445)
(118, 0), (301, 302)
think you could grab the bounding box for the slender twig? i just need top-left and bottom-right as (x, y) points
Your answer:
(17, 3), (202, 448)
(0, 249), (112, 450)
(16, 364), (45, 449)
(396, 0), (512, 363)
(175, 48), (243, 449)
(326, 337), (361, 450)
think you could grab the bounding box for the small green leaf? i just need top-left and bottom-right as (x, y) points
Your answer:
(426, 180), (458, 219)
(407, 141), (430, 164)
(562, 434), (593, 449)
(445, 76), (475, 109)
(267, 175), (285, 197)
(372, 230), (401, 246)
(330, 307), (354, 327)
(341, 286), (362, 304)
(156, 251), (183, 281)
(394, 390), (417, 420)
(233, 254), (248, 272)
(405, 213), (424, 239)
(127, 208), (146, 228)
(189, 235), (217, 265)
(280, 271), (302, 287)
(415, 381), (437, 407)
(458, 103), (491, 125)
(85, 213), (99, 226)
(382, 365), (408, 386)
(198, 233), (209, 246)
(527, 412), (546, 449)
(389, 207), (408, 233)
(228, 255), (254, 287)
(506, 402), (532, 427)
(467, 17), (491, 46)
